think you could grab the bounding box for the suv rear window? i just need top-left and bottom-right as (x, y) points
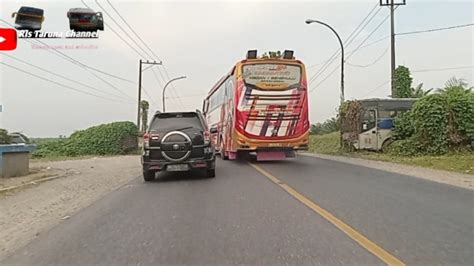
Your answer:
(150, 113), (203, 131)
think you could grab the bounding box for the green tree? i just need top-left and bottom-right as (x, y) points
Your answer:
(310, 117), (339, 135)
(393, 65), (413, 98)
(0, 129), (11, 144)
(411, 83), (432, 98)
(140, 100), (150, 132)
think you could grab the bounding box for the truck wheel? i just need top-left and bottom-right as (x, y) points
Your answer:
(206, 168), (216, 178)
(143, 171), (155, 182)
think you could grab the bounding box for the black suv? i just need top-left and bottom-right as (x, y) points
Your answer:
(141, 110), (217, 181)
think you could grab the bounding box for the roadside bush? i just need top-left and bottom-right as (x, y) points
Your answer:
(392, 111), (414, 140)
(411, 93), (449, 154)
(444, 86), (474, 145)
(33, 121), (138, 158)
(0, 129), (11, 144)
(386, 139), (419, 156)
(390, 82), (473, 155)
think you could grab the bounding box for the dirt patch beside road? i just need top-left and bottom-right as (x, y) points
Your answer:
(0, 156), (141, 259)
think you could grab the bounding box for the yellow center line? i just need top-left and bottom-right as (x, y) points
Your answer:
(249, 163), (406, 266)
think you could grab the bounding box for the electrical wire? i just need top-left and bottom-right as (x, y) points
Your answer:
(81, 0), (147, 59)
(1, 62), (134, 104)
(0, 18), (136, 100)
(106, 0), (162, 61)
(360, 80), (390, 98)
(397, 23), (474, 36)
(346, 47), (389, 68)
(412, 65), (474, 73)
(308, 3), (381, 84)
(0, 18), (136, 84)
(82, 0), (159, 106)
(309, 13), (391, 93)
(94, 0), (153, 59)
(1, 53), (133, 102)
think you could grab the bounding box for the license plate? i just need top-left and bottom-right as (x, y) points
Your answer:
(167, 164), (189, 171)
(268, 143), (282, 147)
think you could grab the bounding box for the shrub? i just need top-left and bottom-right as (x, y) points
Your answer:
(386, 139), (419, 156)
(33, 121), (138, 157)
(392, 81), (473, 155)
(0, 129), (11, 144)
(392, 111), (414, 140)
(411, 94), (449, 154)
(444, 87), (474, 145)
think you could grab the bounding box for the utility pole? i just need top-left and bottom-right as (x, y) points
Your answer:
(379, 0), (406, 97)
(137, 60), (162, 131)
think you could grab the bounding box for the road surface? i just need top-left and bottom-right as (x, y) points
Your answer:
(2, 155), (473, 265)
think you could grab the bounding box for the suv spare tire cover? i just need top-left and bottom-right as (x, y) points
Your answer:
(160, 131), (192, 162)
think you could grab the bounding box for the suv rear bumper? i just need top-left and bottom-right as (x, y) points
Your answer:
(142, 156), (215, 172)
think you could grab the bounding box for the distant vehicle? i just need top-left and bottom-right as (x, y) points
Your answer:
(141, 110), (217, 181)
(11, 6), (44, 31)
(342, 98), (417, 151)
(203, 50), (310, 161)
(8, 132), (29, 144)
(67, 8), (104, 32)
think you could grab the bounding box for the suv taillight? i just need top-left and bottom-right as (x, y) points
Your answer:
(143, 133), (150, 147)
(204, 131), (211, 144)
(143, 133), (159, 147)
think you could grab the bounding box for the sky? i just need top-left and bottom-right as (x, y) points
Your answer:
(0, 0), (472, 137)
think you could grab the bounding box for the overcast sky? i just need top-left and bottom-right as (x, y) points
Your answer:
(0, 0), (472, 137)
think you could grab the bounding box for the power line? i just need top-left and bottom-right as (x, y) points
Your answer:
(93, 0), (153, 59)
(151, 68), (185, 109)
(309, 3), (381, 84)
(1, 53), (133, 102)
(412, 65), (474, 73)
(309, 13), (391, 93)
(1, 62), (134, 104)
(361, 80), (390, 98)
(102, 0), (185, 109)
(397, 23), (474, 36)
(82, 1), (160, 106)
(346, 47), (389, 68)
(106, 0), (161, 61)
(0, 18), (135, 100)
(81, 0), (147, 59)
(0, 18), (136, 84)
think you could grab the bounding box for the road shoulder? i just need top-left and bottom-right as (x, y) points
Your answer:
(0, 155), (141, 260)
(301, 153), (473, 190)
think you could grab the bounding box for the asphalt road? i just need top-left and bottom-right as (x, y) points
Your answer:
(3, 155), (474, 265)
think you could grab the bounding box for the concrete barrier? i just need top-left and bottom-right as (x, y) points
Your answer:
(0, 144), (36, 178)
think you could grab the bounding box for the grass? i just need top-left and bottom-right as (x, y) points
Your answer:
(308, 133), (474, 175)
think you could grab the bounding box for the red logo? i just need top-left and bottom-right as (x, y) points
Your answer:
(0, 28), (17, 50)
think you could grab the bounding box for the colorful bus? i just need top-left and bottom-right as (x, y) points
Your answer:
(203, 50), (310, 161)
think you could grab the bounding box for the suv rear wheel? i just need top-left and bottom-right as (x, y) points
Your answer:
(143, 171), (155, 182)
(206, 168), (216, 178)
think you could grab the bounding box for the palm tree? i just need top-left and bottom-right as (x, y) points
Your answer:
(436, 77), (471, 94)
(411, 83), (432, 98)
